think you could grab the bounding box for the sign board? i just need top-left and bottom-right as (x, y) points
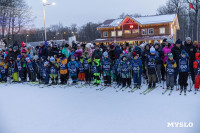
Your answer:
(68, 36), (76, 46)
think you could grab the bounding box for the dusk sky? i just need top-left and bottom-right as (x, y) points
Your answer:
(25, 0), (167, 28)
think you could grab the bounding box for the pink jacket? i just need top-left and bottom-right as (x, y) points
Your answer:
(162, 46), (172, 64)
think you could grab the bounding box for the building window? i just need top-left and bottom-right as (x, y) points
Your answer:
(111, 31), (116, 37)
(132, 29), (139, 34)
(124, 30), (131, 34)
(141, 29), (147, 35)
(103, 31), (108, 37)
(118, 31), (122, 36)
(159, 27), (165, 34)
(148, 28), (154, 35)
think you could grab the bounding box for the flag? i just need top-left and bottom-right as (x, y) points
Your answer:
(189, 3), (194, 9)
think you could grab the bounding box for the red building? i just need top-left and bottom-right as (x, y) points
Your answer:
(95, 14), (180, 45)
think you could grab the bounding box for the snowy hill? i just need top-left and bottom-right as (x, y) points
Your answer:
(0, 83), (200, 133)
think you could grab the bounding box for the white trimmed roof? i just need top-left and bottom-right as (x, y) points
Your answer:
(133, 14), (176, 25)
(99, 14), (177, 28)
(109, 19), (124, 27)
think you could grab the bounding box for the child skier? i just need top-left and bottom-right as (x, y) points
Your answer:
(9, 57), (19, 82)
(58, 54), (68, 84)
(16, 55), (24, 82)
(114, 54), (123, 86)
(101, 51), (111, 86)
(83, 52), (91, 84)
(179, 50), (189, 95)
(49, 57), (59, 85)
(146, 47), (157, 88)
(77, 56), (85, 82)
(68, 55), (79, 84)
(164, 53), (177, 90)
(33, 55), (40, 82)
(42, 61), (50, 85)
(0, 55), (7, 82)
(26, 57), (36, 82)
(132, 52), (142, 88)
(193, 53), (200, 94)
(119, 55), (131, 88)
(92, 56), (101, 86)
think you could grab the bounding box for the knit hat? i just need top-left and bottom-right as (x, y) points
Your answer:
(181, 50), (188, 58)
(21, 42), (26, 47)
(135, 46), (139, 51)
(103, 51), (108, 57)
(9, 46), (13, 50)
(154, 40), (159, 45)
(194, 41), (198, 45)
(50, 57), (55, 62)
(71, 55), (75, 60)
(33, 55), (39, 60)
(132, 52), (137, 57)
(186, 37), (191, 41)
(150, 47), (156, 54)
(26, 57), (30, 62)
(21, 48), (27, 53)
(13, 46), (18, 51)
(17, 55), (21, 59)
(44, 61), (49, 66)
(163, 39), (167, 43)
(168, 53), (173, 58)
(110, 44), (115, 49)
(175, 39), (182, 44)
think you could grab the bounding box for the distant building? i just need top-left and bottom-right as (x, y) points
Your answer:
(95, 14), (180, 45)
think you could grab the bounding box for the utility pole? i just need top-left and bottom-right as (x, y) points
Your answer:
(196, 0), (199, 42)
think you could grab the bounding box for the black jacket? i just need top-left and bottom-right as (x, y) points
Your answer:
(184, 42), (197, 65)
(171, 45), (185, 65)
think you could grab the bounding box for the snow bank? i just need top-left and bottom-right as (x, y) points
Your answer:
(0, 83), (199, 133)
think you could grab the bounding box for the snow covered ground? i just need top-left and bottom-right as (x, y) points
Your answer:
(0, 83), (200, 133)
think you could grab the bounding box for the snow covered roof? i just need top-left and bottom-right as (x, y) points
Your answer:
(133, 14), (176, 25)
(100, 18), (124, 28)
(99, 14), (177, 28)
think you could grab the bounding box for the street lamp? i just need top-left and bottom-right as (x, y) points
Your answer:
(42, 0), (56, 41)
(26, 35), (29, 43)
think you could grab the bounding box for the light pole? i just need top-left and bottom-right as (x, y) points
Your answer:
(42, 0), (56, 41)
(26, 35), (29, 43)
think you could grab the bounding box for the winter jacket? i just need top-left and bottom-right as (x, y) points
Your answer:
(115, 45), (123, 59)
(164, 59), (177, 76)
(131, 57), (142, 74)
(184, 42), (197, 66)
(62, 47), (70, 58)
(58, 58), (68, 75)
(102, 57), (111, 72)
(39, 45), (48, 58)
(49, 62), (59, 75)
(171, 45), (185, 66)
(50, 47), (59, 57)
(67, 61), (79, 75)
(162, 46), (172, 64)
(146, 54), (157, 75)
(92, 50), (102, 60)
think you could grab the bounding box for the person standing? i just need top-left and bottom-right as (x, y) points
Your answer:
(171, 39), (185, 84)
(184, 37), (197, 84)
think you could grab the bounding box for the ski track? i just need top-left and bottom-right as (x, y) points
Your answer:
(0, 83), (200, 133)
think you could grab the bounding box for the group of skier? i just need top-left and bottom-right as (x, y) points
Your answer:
(0, 37), (200, 95)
